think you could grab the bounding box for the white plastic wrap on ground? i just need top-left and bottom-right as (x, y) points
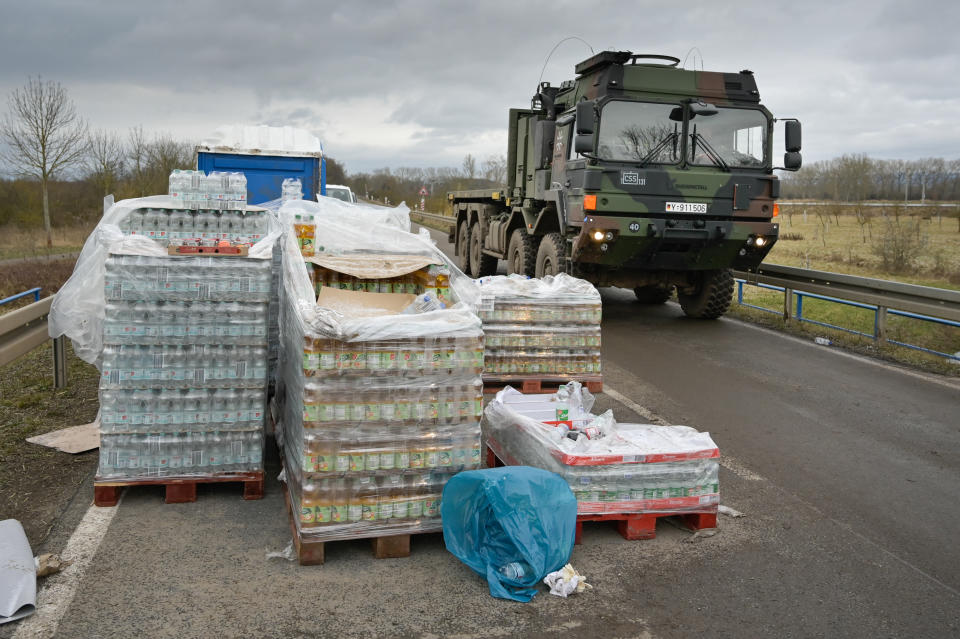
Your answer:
(48, 196), (282, 366)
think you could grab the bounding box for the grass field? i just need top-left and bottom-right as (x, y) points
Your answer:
(0, 223), (94, 260)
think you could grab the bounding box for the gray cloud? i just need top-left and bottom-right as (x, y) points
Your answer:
(0, 0), (957, 172)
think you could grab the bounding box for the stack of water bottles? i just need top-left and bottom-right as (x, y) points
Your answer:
(97, 252), (271, 480)
(169, 169), (248, 211)
(281, 177), (303, 202)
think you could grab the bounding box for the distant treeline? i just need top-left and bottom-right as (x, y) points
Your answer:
(781, 154), (960, 202)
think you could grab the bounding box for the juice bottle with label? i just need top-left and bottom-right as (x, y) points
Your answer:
(347, 439), (365, 473)
(437, 437), (454, 469)
(315, 438), (333, 473)
(347, 478), (364, 522)
(406, 474), (425, 519)
(422, 476), (440, 519)
(394, 427), (411, 470)
(376, 476), (394, 521)
(387, 474), (407, 520)
(302, 335), (317, 374)
(357, 476), (379, 522)
(379, 438), (396, 471)
(330, 478), (347, 524)
(316, 339), (337, 372)
(315, 479), (333, 525)
(300, 480), (317, 527)
(302, 434), (318, 472)
(364, 436), (381, 472)
(334, 441), (350, 473)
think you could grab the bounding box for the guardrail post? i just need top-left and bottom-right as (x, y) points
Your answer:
(876, 306), (888, 345)
(796, 293), (804, 323)
(783, 287), (793, 322)
(737, 281), (744, 305)
(53, 335), (68, 389)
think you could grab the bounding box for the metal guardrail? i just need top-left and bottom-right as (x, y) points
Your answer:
(409, 210), (455, 227)
(734, 264), (960, 360)
(0, 287), (42, 306)
(0, 295), (68, 387)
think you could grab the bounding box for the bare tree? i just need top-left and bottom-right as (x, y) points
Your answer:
(127, 125), (150, 196)
(482, 154), (507, 185)
(462, 153), (476, 180)
(1, 77), (88, 246)
(85, 128), (126, 197)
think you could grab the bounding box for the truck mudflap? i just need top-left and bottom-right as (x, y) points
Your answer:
(571, 214), (779, 271)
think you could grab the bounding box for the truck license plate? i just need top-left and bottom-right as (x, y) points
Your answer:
(665, 202), (707, 214)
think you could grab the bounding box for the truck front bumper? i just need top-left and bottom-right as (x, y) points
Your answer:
(571, 214), (779, 272)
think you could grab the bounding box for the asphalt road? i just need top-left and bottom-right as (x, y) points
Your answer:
(7, 223), (959, 638)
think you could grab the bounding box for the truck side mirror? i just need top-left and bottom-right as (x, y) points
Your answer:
(574, 134), (594, 155)
(783, 151), (802, 170)
(576, 101), (596, 135)
(785, 120), (801, 152)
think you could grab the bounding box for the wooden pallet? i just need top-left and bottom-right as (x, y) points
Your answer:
(94, 471), (264, 507)
(279, 480), (437, 566)
(575, 510), (717, 543)
(486, 445), (717, 543)
(482, 376), (603, 394)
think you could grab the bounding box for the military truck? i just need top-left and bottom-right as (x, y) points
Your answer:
(448, 51), (802, 318)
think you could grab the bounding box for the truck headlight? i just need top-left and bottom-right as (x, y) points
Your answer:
(592, 230), (605, 241)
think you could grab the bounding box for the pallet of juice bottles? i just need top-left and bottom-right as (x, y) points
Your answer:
(45, 190), (280, 507)
(476, 274), (603, 394)
(274, 198), (483, 564)
(482, 383), (720, 542)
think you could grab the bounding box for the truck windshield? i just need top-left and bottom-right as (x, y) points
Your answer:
(688, 107), (767, 168)
(597, 101), (680, 164)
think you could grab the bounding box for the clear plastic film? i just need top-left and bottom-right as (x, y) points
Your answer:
(50, 195), (277, 483)
(274, 197), (485, 542)
(49, 195), (282, 366)
(476, 274), (602, 382)
(483, 384), (720, 515)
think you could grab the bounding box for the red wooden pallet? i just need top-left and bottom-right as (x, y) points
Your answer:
(279, 480), (436, 566)
(94, 471), (264, 507)
(482, 376), (603, 395)
(486, 446), (717, 543)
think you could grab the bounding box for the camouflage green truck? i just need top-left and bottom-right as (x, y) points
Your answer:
(448, 50), (802, 318)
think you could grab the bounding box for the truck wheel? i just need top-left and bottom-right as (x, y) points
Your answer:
(456, 221), (470, 274)
(678, 269), (734, 319)
(469, 221), (498, 277)
(634, 285), (673, 304)
(507, 229), (538, 277)
(535, 233), (567, 278)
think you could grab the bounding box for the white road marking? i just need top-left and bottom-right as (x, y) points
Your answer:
(13, 500), (120, 639)
(604, 385), (766, 481)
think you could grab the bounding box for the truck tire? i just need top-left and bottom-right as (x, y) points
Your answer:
(678, 269), (734, 319)
(535, 233), (567, 278)
(634, 285), (673, 304)
(456, 221), (470, 274)
(469, 221), (498, 277)
(507, 229), (538, 277)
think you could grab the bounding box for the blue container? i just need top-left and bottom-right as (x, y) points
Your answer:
(196, 150), (325, 205)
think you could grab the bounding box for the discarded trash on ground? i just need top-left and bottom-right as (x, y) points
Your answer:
(266, 542), (296, 561)
(35, 553), (71, 577)
(814, 337), (833, 346)
(683, 529), (719, 543)
(0, 520), (36, 625)
(26, 419), (100, 454)
(543, 564), (592, 598)
(441, 467), (578, 602)
(719, 505), (745, 518)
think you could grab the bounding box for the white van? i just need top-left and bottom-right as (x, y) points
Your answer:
(323, 184), (358, 204)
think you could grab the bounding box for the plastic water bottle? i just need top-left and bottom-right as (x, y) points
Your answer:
(814, 337), (832, 346)
(498, 561), (531, 580)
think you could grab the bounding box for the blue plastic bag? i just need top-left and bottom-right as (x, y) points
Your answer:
(441, 467), (578, 602)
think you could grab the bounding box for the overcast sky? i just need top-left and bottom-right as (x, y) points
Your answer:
(1, 0), (957, 174)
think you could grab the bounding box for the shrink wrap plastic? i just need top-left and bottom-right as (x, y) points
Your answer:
(484, 385), (720, 515)
(49, 195), (281, 366)
(476, 274), (602, 380)
(47, 196), (277, 481)
(275, 198), (484, 542)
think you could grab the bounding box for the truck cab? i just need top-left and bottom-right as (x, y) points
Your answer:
(449, 51), (802, 318)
